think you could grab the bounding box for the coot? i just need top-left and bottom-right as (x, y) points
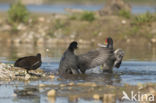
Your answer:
(77, 37), (124, 73)
(58, 41), (80, 75)
(14, 53), (42, 74)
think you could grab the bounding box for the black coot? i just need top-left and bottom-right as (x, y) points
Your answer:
(58, 41), (79, 75)
(77, 37), (124, 73)
(14, 53), (42, 73)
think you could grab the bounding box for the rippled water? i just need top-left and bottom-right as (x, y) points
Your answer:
(0, 43), (156, 84)
(0, 60), (156, 103)
(0, 43), (156, 103)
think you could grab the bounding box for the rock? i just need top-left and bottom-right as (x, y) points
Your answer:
(93, 94), (100, 99)
(48, 97), (56, 103)
(17, 23), (26, 30)
(60, 84), (66, 87)
(0, 63), (15, 80)
(151, 38), (156, 43)
(25, 74), (31, 80)
(0, 63), (47, 80)
(77, 82), (97, 87)
(47, 89), (56, 97)
(14, 87), (39, 96)
(49, 75), (55, 79)
(103, 94), (115, 103)
(38, 17), (45, 22)
(68, 82), (74, 86)
(39, 84), (46, 87)
(99, 0), (131, 15)
(121, 20), (127, 24)
(46, 49), (49, 52)
(1, 24), (11, 31)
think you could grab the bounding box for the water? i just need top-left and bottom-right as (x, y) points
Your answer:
(0, 41), (155, 103)
(0, 60), (156, 103)
(0, 3), (155, 14)
(0, 43), (155, 85)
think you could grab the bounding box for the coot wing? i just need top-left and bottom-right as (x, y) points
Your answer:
(89, 48), (114, 68)
(78, 49), (99, 64)
(78, 47), (113, 69)
(14, 57), (30, 67)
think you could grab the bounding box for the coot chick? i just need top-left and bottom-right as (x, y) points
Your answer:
(58, 41), (79, 75)
(77, 37), (124, 73)
(14, 53), (42, 74)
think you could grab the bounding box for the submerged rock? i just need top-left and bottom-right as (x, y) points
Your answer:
(47, 89), (56, 97)
(14, 87), (39, 97)
(93, 94), (100, 99)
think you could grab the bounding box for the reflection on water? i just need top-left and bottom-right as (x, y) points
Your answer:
(0, 43), (155, 61)
(0, 61), (156, 103)
(0, 43), (156, 103)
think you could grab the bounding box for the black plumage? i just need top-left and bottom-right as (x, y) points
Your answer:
(77, 37), (124, 73)
(14, 53), (42, 73)
(58, 41), (79, 75)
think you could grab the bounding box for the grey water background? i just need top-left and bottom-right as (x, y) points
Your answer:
(0, 0), (156, 103)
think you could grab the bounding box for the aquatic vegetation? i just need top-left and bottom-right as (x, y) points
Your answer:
(11, 24), (18, 33)
(54, 19), (65, 30)
(80, 11), (95, 22)
(8, 0), (29, 24)
(133, 12), (155, 25)
(118, 9), (131, 19)
(68, 14), (77, 20)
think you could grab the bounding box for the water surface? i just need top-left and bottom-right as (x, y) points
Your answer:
(0, 43), (156, 103)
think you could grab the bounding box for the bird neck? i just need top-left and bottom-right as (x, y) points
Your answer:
(107, 44), (113, 49)
(37, 56), (41, 60)
(68, 47), (75, 52)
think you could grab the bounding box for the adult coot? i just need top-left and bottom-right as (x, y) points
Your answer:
(58, 41), (79, 75)
(77, 37), (124, 73)
(14, 53), (42, 74)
